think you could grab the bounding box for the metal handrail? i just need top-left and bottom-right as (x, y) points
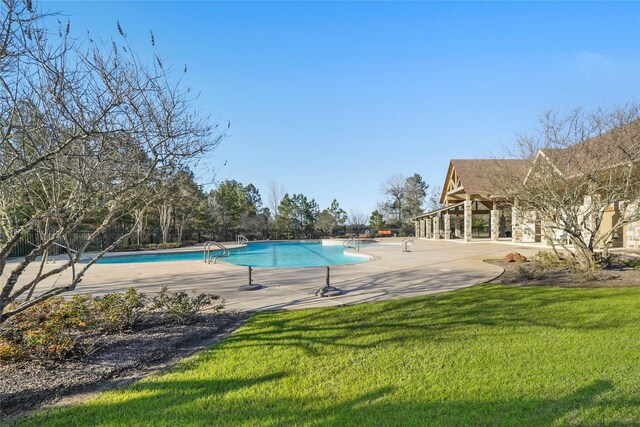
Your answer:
(401, 234), (414, 244)
(203, 241), (230, 264)
(236, 234), (249, 245)
(401, 234), (414, 252)
(343, 236), (359, 252)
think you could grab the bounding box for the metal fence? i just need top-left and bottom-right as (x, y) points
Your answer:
(6, 228), (225, 259)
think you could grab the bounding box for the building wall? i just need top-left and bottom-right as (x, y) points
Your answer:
(625, 201), (640, 249)
(596, 201), (639, 250)
(521, 211), (538, 243)
(626, 221), (640, 249)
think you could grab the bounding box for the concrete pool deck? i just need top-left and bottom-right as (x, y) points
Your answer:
(10, 239), (545, 312)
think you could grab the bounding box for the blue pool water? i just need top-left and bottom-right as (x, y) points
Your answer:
(95, 241), (369, 268)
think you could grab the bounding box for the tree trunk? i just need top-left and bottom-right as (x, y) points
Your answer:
(159, 204), (172, 244)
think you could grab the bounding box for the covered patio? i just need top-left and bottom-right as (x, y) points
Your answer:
(414, 159), (530, 243)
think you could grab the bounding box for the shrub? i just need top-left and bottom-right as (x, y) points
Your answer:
(0, 296), (91, 362)
(151, 286), (224, 325)
(515, 265), (541, 281)
(531, 251), (574, 273)
(572, 266), (604, 283)
(90, 288), (148, 333)
(0, 289), (148, 362)
(0, 287), (224, 363)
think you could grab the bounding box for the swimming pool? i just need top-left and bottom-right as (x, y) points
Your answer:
(95, 241), (370, 268)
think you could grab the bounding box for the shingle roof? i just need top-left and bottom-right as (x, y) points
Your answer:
(538, 119), (640, 178)
(440, 159), (529, 203)
(434, 119), (640, 206)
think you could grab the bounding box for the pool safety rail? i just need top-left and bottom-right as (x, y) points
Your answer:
(343, 236), (360, 252)
(315, 266), (342, 297)
(203, 241), (230, 264)
(401, 234), (414, 252)
(236, 234), (249, 245)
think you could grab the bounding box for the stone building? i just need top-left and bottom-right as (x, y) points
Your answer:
(413, 121), (640, 249)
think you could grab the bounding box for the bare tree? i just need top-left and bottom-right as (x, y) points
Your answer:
(380, 174), (406, 223)
(0, 2), (223, 322)
(426, 185), (443, 211)
(347, 210), (369, 235)
(494, 105), (640, 269)
(267, 180), (285, 218)
(315, 210), (335, 237)
(133, 207), (148, 246)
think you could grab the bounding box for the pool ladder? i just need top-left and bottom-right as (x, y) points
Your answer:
(343, 236), (360, 252)
(236, 234), (249, 245)
(203, 241), (230, 264)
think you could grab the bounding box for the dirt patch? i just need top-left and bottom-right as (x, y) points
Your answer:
(486, 259), (640, 288)
(0, 311), (250, 422)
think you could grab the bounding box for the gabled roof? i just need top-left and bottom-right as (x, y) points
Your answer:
(439, 159), (529, 204)
(537, 119), (640, 178)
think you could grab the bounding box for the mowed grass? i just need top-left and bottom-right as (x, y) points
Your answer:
(622, 259), (640, 269)
(20, 284), (640, 426)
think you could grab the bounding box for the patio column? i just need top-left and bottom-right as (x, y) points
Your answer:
(512, 200), (522, 243)
(454, 215), (461, 238)
(490, 202), (500, 242)
(414, 220), (419, 237)
(425, 217), (432, 238)
(421, 218), (426, 238)
(433, 216), (440, 240)
(463, 197), (472, 242)
(444, 214), (451, 240)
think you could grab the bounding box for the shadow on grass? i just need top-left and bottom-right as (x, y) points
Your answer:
(220, 285), (640, 356)
(20, 285), (640, 425)
(26, 378), (635, 426)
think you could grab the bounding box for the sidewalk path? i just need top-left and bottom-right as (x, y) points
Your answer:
(13, 239), (541, 312)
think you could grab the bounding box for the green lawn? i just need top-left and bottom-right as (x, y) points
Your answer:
(622, 259), (640, 269)
(21, 284), (640, 426)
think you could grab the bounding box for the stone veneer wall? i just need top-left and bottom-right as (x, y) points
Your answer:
(490, 210), (500, 241)
(520, 211), (538, 243)
(444, 214), (451, 240)
(511, 205), (522, 243)
(627, 220), (640, 249)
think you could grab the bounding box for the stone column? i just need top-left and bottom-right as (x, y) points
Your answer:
(463, 197), (472, 242)
(444, 214), (451, 240)
(511, 200), (522, 243)
(490, 203), (500, 242)
(433, 216), (440, 240)
(425, 217), (432, 239)
(625, 202), (640, 249)
(414, 220), (419, 237)
(454, 215), (461, 238)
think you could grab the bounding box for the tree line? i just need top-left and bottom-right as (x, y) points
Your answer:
(150, 172), (436, 243)
(142, 174), (353, 243)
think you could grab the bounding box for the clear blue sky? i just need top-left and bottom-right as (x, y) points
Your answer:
(46, 1), (640, 215)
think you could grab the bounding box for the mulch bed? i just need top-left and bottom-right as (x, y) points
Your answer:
(0, 311), (249, 422)
(486, 258), (640, 288)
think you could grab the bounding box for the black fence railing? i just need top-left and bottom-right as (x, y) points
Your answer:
(6, 228), (227, 259)
(7, 225), (362, 259)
